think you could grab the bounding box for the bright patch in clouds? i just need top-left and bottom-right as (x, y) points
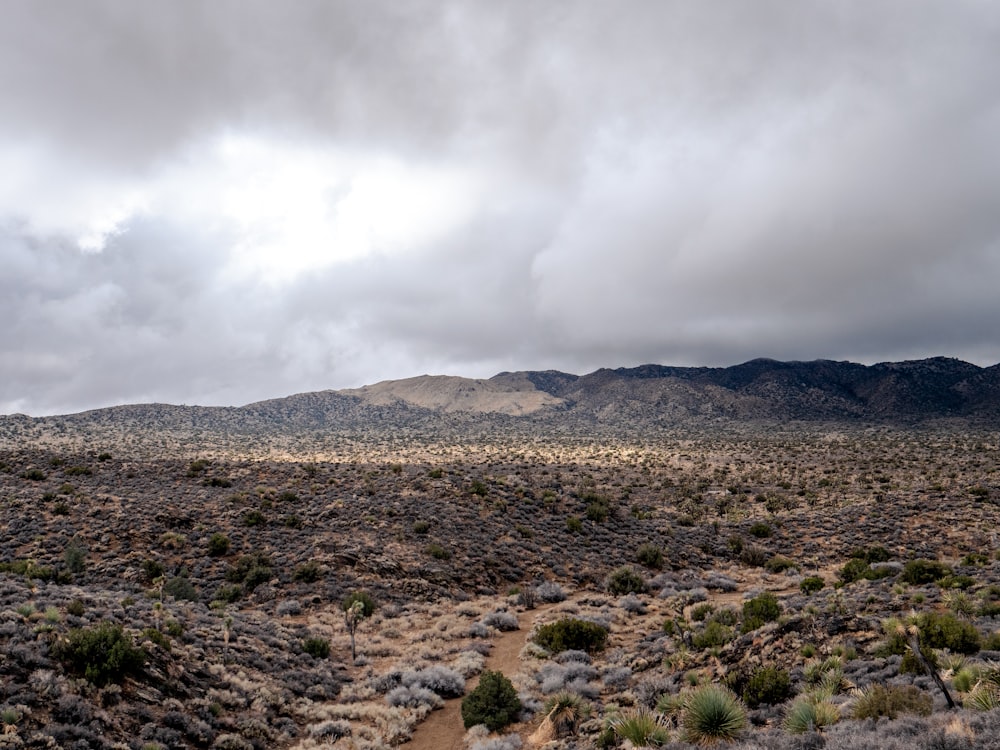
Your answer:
(194, 134), (480, 282)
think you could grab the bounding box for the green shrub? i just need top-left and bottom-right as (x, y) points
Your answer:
(800, 576), (825, 595)
(544, 691), (591, 737)
(636, 543), (664, 569)
(742, 592), (781, 633)
(53, 622), (146, 686)
(242, 510), (266, 526)
(225, 553), (272, 591)
(681, 685), (746, 744)
(426, 543), (451, 560)
(609, 707), (669, 747)
(66, 598), (85, 617)
(162, 576), (198, 602)
(302, 637), (330, 659)
(461, 670), (521, 730)
(917, 611), (981, 654)
(292, 561), (321, 583)
(207, 533), (231, 557)
(585, 497), (609, 522)
(748, 522), (772, 538)
(766, 555), (795, 573)
(140, 559), (164, 581)
(690, 603), (714, 622)
(607, 566), (645, 595)
(412, 520), (430, 534)
(785, 695), (839, 733)
(691, 620), (733, 650)
(735, 666), (793, 709)
(900, 558), (952, 585)
(21, 468), (46, 481)
(215, 584), (242, 603)
(533, 617), (608, 654)
(851, 684), (932, 720)
(142, 627), (171, 651)
(566, 515), (583, 533)
(850, 545), (891, 563)
(839, 558), (872, 583)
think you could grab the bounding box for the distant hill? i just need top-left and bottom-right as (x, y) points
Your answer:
(2, 357), (999, 448)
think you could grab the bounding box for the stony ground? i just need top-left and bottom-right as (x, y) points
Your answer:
(1, 425), (999, 748)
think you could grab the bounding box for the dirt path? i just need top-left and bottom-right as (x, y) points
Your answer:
(403, 604), (554, 750)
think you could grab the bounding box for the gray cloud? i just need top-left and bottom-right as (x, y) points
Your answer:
(2, 1), (1000, 414)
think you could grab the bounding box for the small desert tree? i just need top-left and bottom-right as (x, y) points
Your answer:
(343, 591), (376, 660)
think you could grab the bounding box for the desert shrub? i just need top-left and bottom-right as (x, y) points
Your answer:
(403, 665), (465, 697)
(916, 611), (981, 654)
(742, 592), (781, 632)
(215, 584), (242, 603)
(937, 574), (976, 590)
(607, 566), (645, 595)
(748, 522), (772, 538)
(609, 707), (669, 747)
(67, 598), (85, 616)
(426, 543), (452, 560)
(21, 468), (46, 480)
(63, 538), (87, 575)
(740, 544), (770, 567)
(839, 558), (873, 584)
(163, 576), (199, 602)
(691, 620), (733, 650)
(766, 555), (796, 573)
(536, 582), (566, 603)
(585, 496), (609, 522)
(307, 720), (351, 740)
(225, 553), (272, 591)
(636, 543), (664, 569)
(900, 558), (952, 585)
(140, 559), (164, 581)
(207, 533), (231, 557)
(142, 627), (171, 650)
(242, 509), (265, 526)
(565, 516), (582, 533)
(461, 670), (521, 730)
(302, 637), (330, 659)
(851, 684), (932, 720)
(681, 684), (746, 744)
(800, 576), (825, 595)
(482, 611), (519, 631)
(850, 545), (891, 563)
(730, 666), (793, 709)
(533, 618), (608, 654)
(53, 622), (146, 686)
(386, 685), (442, 709)
(276, 599), (302, 616)
(412, 520), (430, 534)
(292, 561), (321, 583)
(690, 603), (714, 622)
(785, 694), (839, 733)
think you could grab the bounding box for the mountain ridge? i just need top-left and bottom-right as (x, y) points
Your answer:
(3, 358), (999, 445)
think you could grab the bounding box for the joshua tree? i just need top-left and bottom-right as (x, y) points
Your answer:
(343, 591), (375, 661)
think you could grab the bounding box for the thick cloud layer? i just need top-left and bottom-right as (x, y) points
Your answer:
(3, 1), (999, 415)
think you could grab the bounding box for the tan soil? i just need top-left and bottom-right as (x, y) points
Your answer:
(403, 603), (557, 750)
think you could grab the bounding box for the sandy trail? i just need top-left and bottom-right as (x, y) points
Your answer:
(403, 604), (555, 750)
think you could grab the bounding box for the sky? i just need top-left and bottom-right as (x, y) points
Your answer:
(3, 1), (1000, 416)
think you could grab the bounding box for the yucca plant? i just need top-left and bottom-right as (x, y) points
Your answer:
(680, 684), (746, 744)
(785, 694), (839, 734)
(544, 691), (590, 737)
(609, 707), (670, 747)
(967, 680), (1000, 711)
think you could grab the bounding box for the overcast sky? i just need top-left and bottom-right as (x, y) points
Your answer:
(3, 1), (1000, 415)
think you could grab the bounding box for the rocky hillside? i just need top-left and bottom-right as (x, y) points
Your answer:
(3, 357), (1000, 450)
